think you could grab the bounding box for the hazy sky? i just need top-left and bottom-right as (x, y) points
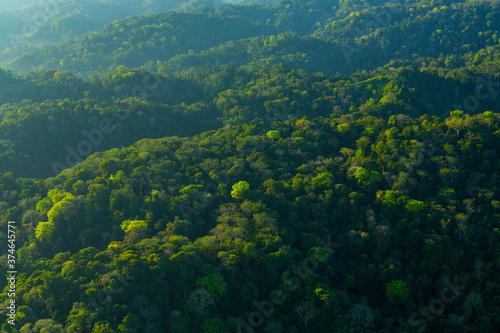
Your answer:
(0, 0), (34, 10)
(0, 0), (33, 11)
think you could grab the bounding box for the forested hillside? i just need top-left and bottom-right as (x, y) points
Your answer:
(0, 0), (500, 332)
(0, 0), (279, 64)
(4, 0), (500, 78)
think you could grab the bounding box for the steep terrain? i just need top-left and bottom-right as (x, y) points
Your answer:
(0, 0), (500, 332)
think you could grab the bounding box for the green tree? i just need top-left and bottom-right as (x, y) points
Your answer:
(354, 167), (382, 185)
(385, 280), (409, 304)
(311, 172), (334, 189)
(117, 314), (141, 333)
(180, 184), (204, 200)
(201, 318), (225, 333)
(266, 130), (281, 140)
(121, 220), (148, 233)
(92, 321), (115, 333)
(406, 199), (425, 214)
(231, 181), (250, 200)
(195, 274), (227, 301)
(87, 184), (110, 207)
(338, 123), (350, 133)
(99, 159), (120, 177)
(35, 221), (55, 242)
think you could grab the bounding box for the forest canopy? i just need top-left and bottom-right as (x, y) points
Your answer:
(0, 0), (500, 332)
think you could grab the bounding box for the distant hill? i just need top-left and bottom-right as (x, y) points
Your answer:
(0, 0), (280, 63)
(4, 0), (500, 78)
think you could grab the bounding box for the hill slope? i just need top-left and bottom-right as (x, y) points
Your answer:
(0, 1), (500, 332)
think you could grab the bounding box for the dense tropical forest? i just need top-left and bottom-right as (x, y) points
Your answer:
(0, 0), (500, 332)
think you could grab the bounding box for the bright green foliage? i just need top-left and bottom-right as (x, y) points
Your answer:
(438, 188), (457, 201)
(377, 190), (399, 207)
(201, 318), (225, 333)
(231, 181), (250, 200)
(36, 197), (52, 213)
(385, 280), (410, 304)
(47, 189), (72, 203)
(354, 167), (382, 185)
(311, 172), (334, 189)
(121, 220), (148, 233)
(266, 130), (282, 140)
(338, 123), (351, 133)
(195, 274), (227, 301)
(110, 170), (127, 183)
(314, 285), (332, 303)
(35, 221), (55, 242)
(406, 199), (425, 213)
(180, 184), (204, 196)
(47, 195), (74, 222)
(361, 125), (379, 136)
(92, 321), (115, 333)
(354, 168), (370, 182)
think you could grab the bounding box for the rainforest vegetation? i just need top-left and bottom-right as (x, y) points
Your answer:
(0, 0), (500, 332)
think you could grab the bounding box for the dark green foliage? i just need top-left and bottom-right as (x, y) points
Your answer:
(0, 0), (500, 332)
